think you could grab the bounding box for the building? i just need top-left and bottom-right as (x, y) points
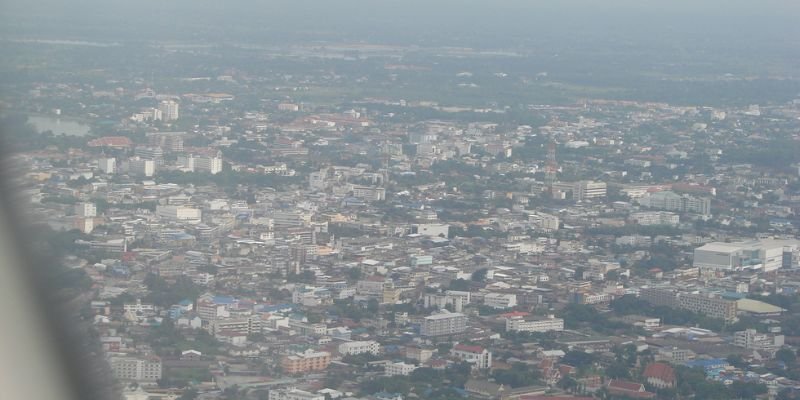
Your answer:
(338, 340), (380, 356)
(450, 344), (492, 369)
(109, 356), (162, 383)
(385, 361), (417, 377)
(639, 191), (711, 215)
(412, 223), (450, 238)
(574, 181), (607, 201)
(424, 293), (465, 313)
(505, 315), (565, 333)
(158, 100), (180, 121)
(420, 312), (467, 337)
(733, 329), (784, 350)
(693, 239), (799, 272)
(268, 388), (324, 400)
(629, 211), (679, 226)
(128, 158), (155, 177)
(97, 157), (116, 174)
(194, 155), (223, 174)
(606, 380), (655, 399)
(640, 288), (738, 323)
(351, 186), (386, 202)
(483, 293), (518, 309)
(156, 205), (202, 221)
(643, 363), (676, 389)
(281, 349), (331, 374)
(75, 202), (97, 218)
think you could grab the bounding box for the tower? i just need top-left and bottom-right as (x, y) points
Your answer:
(544, 139), (558, 190)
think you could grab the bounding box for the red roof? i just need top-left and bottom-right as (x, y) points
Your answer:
(643, 362), (676, 382)
(608, 380), (644, 392)
(500, 311), (530, 318)
(87, 136), (133, 148)
(453, 344), (485, 354)
(608, 380), (655, 399)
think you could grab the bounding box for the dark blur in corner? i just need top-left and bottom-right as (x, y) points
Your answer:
(0, 130), (117, 399)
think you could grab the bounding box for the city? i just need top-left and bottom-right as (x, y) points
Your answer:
(1, 1), (800, 400)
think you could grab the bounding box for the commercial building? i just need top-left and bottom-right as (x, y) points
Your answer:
(420, 311), (467, 337)
(693, 239), (799, 272)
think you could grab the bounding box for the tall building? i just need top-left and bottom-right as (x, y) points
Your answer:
(158, 100), (180, 121)
(75, 202), (97, 217)
(97, 157), (116, 174)
(195, 155), (223, 175)
(420, 311), (467, 337)
(128, 158), (155, 177)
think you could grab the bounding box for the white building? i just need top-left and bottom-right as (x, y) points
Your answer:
(574, 180), (607, 201)
(420, 311), (467, 337)
(75, 202), (97, 218)
(97, 157), (116, 174)
(128, 158), (155, 177)
(158, 100), (180, 121)
(268, 388), (324, 400)
(412, 223), (450, 238)
(505, 316), (564, 333)
(156, 205), (202, 221)
(338, 340), (381, 356)
(483, 293), (517, 309)
(450, 344), (492, 369)
(733, 329), (784, 350)
(693, 239), (799, 272)
(109, 356), (162, 383)
(629, 211), (679, 226)
(385, 361), (417, 377)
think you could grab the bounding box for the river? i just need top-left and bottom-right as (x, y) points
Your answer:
(28, 115), (92, 136)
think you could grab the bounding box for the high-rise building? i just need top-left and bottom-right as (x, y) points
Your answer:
(75, 202), (97, 218)
(128, 158), (155, 177)
(97, 158), (116, 174)
(158, 100), (180, 121)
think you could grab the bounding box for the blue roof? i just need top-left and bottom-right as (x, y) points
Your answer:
(212, 295), (237, 305)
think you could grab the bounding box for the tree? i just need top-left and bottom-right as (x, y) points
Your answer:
(777, 348), (797, 366)
(178, 388), (199, 400)
(471, 268), (488, 282)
